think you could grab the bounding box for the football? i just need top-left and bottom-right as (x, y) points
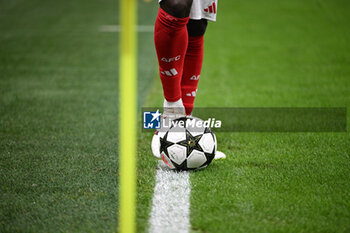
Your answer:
(156, 116), (217, 170)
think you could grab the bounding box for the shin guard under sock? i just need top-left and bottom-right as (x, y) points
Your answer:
(154, 8), (189, 102)
(181, 35), (204, 115)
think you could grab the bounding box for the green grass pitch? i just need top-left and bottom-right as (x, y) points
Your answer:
(0, 0), (156, 232)
(1, 0), (350, 232)
(0, 0), (121, 232)
(137, 0), (350, 232)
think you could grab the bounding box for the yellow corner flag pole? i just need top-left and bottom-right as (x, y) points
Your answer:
(119, 0), (137, 232)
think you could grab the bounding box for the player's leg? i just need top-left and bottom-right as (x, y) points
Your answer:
(152, 0), (193, 159)
(181, 19), (226, 160)
(154, 0), (194, 115)
(181, 19), (207, 115)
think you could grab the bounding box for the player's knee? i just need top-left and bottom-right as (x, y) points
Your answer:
(187, 19), (207, 37)
(160, 0), (193, 18)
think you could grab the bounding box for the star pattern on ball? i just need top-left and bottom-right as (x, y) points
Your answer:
(159, 131), (174, 155)
(178, 130), (203, 157)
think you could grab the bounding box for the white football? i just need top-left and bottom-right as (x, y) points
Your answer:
(157, 116), (217, 170)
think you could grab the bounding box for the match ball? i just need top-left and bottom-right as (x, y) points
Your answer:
(158, 116), (217, 170)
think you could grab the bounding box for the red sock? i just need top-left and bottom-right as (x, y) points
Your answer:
(181, 35), (204, 115)
(154, 8), (189, 102)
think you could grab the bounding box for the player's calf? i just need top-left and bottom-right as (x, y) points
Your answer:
(181, 34), (204, 115)
(154, 5), (189, 103)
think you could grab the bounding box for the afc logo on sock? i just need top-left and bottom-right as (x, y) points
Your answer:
(190, 75), (200, 80)
(143, 110), (161, 129)
(161, 55), (181, 63)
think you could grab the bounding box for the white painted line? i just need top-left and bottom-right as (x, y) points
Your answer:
(136, 25), (155, 32)
(99, 25), (154, 32)
(149, 161), (191, 233)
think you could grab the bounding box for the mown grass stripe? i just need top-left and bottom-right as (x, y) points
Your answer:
(99, 25), (154, 32)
